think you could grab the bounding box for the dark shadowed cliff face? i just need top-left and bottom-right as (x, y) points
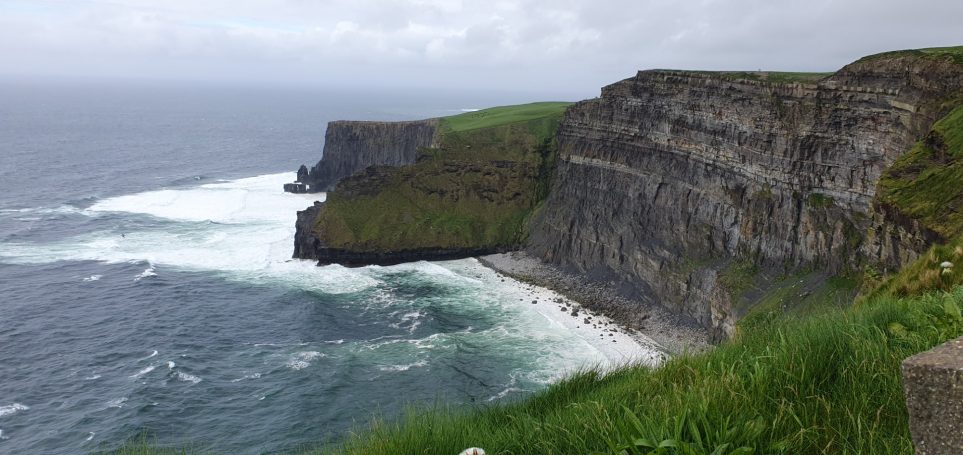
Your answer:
(528, 54), (963, 338)
(304, 119), (439, 191)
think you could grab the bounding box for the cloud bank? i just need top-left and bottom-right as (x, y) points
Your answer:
(2, 0), (961, 95)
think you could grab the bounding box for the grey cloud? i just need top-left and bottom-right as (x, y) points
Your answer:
(1, 0), (961, 97)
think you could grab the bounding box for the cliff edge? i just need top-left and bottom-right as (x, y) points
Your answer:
(290, 119), (439, 192)
(527, 49), (963, 339)
(293, 102), (570, 265)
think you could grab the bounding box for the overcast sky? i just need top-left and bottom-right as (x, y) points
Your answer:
(1, 0), (961, 97)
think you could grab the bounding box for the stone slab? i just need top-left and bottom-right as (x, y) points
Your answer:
(902, 336), (963, 454)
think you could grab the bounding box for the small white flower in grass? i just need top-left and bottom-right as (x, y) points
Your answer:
(941, 261), (954, 269)
(458, 448), (486, 455)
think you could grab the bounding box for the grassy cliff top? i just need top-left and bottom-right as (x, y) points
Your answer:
(312, 101), (567, 253)
(439, 102), (572, 133)
(856, 45), (963, 66)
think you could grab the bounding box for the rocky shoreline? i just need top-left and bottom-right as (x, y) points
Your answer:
(477, 251), (711, 355)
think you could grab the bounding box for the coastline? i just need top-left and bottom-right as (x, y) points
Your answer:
(477, 251), (711, 355)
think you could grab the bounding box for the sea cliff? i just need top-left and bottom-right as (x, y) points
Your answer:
(292, 49), (963, 339)
(295, 119), (439, 192)
(527, 52), (963, 338)
(293, 103), (569, 265)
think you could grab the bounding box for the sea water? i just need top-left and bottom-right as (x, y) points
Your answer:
(0, 79), (658, 454)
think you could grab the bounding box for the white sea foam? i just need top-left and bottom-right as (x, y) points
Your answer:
(85, 432), (95, 442)
(0, 173), (381, 295)
(129, 365), (156, 379)
(83, 374), (102, 380)
(286, 351), (324, 370)
(106, 397), (127, 408)
(82, 275), (102, 282)
(134, 266), (156, 281)
(0, 403), (29, 417)
(0, 429), (8, 440)
(141, 350), (158, 360)
(389, 310), (424, 333)
(378, 360), (428, 372)
(0, 205), (82, 216)
(230, 372), (262, 382)
(175, 372), (202, 384)
(433, 260), (664, 378)
(0, 172), (665, 386)
(487, 385), (525, 402)
(166, 361), (175, 369)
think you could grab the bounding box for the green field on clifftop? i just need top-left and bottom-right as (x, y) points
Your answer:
(857, 45), (963, 66)
(312, 102), (570, 252)
(439, 102), (572, 133)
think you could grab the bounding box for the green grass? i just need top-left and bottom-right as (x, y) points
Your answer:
(856, 46), (963, 66)
(737, 273), (858, 333)
(877, 102), (963, 239)
(439, 102), (572, 133)
(314, 103), (565, 252)
(874, 235), (963, 297)
(718, 259), (759, 300)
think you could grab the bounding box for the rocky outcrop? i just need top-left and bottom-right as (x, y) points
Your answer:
(283, 182), (309, 193)
(293, 119), (439, 192)
(528, 54), (963, 339)
(294, 201), (324, 260)
(292, 105), (566, 266)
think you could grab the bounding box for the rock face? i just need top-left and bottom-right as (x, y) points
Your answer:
(528, 54), (963, 338)
(294, 201), (324, 260)
(291, 104), (567, 266)
(298, 119), (439, 192)
(283, 182), (308, 193)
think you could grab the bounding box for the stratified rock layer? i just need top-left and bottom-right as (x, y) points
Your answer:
(304, 119), (439, 191)
(528, 55), (963, 338)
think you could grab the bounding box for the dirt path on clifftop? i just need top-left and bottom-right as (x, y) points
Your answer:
(477, 252), (711, 355)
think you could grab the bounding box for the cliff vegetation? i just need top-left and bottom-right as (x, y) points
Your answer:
(308, 102), (569, 256)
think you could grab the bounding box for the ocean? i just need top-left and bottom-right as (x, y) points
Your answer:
(0, 79), (653, 454)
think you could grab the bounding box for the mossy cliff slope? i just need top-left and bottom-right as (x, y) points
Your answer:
(294, 102), (569, 265)
(528, 48), (963, 339)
